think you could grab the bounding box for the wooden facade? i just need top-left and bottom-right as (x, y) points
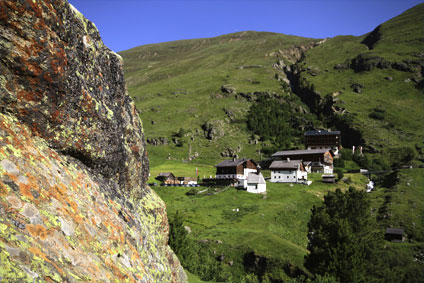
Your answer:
(215, 159), (257, 176)
(304, 130), (341, 149)
(272, 150), (333, 166)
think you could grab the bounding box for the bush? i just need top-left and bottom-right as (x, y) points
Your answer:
(175, 128), (186, 137)
(334, 169), (344, 181)
(369, 111), (385, 120)
(386, 146), (417, 168)
(339, 148), (353, 161)
(333, 158), (345, 168)
(186, 188), (198, 196)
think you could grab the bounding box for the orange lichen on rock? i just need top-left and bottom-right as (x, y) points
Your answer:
(26, 224), (49, 241)
(0, 0), (186, 281)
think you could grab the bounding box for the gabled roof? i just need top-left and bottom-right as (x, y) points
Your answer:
(304, 130), (341, 136)
(247, 172), (266, 184)
(216, 158), (256, 168)
(385, 228), (404, 235)
(272, 148), (331, 157)
(158, 172), (174, 177)
(269, 160), (302, 170)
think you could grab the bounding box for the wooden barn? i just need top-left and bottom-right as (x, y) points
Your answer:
(215, 158), (258, 188)
(385, 228), (404, 242)
(304, 130), (341, 155)
(156, 172), (177, 184)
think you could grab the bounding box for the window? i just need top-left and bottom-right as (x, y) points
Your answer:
(287, 176), (289, 179)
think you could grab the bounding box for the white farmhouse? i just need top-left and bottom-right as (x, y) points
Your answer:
(246, 172), (266, 194)
(269, 159), (308, 184)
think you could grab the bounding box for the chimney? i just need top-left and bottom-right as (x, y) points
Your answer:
(256, 165), (261, 174)
(287, 158), (290, 162)
(233, 156), (236, 162)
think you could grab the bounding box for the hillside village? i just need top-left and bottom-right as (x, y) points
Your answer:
(156, 130), (343, 193)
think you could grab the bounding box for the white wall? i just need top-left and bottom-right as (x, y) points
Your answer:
(271, 170), (297, 183)
(247, 183), (266, 193)
(271, 170), (307, 183)
(324, 166), (333, 174)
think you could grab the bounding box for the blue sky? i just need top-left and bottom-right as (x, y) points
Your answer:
(68, 0), (423, 52)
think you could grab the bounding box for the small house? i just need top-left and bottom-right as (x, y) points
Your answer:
(156, 172), (177, 184)
(215, 158), (258, 188)
(304, 130), (341, 155)
(272, 149), (334, 174)
(385, 228), (404, 242)
(246, 172), (266, 194)
(322, 174), (336, 183)
(269, 159), (308, 184)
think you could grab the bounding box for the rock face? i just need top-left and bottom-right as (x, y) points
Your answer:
(0, 1), (187, 282)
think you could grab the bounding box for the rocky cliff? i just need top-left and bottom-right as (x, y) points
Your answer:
(0, 0), (186, 282)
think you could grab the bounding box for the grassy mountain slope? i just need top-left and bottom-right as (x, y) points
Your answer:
(119, 4), (424, 281)
(295, 3), (424, 151)
(120, 32), (319, 169)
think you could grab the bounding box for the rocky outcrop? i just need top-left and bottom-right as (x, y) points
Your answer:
(146, 137), (169, 146)
(361, 25), (381, 50)
(202, 120), (225, 140)
(336, 53), (423, 75)
(0, 1), (186, 282)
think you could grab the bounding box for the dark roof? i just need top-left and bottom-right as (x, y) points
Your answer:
(247, 172), (266, 184)
(322, 174), (335, 178)
(269, 160), (302, 170)
(158, 172), (174, 177)
(304, 130), (341, 136)
(385, 228), (404, 235)
(272, 148), (331, 157)
(216, 158), (256, 168)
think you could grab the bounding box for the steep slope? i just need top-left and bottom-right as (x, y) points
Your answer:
(120, 4), (424, 168)
(287, 3), (424, 151)
(120, 32), (320, 166)
(0, 0), (186, 282)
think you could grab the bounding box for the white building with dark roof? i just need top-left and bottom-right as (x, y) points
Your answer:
(246, 172), (266, 193)
(272, 149), (333, 174)
(269, 159), (308, 183)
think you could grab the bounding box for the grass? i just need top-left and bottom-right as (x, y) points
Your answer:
(120, 31), (318, 166)
(120, 4), (424, 168)
(117, 5), (424, 279)
(297, 4), (424, 150)
(186, 270), (206, 283)
(152, 166), (368, 270)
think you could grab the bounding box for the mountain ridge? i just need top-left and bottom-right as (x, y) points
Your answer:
(120, 3), (423, 169)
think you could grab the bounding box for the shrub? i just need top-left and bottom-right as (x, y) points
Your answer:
(334, 169), (344, 181)
(333, 158), (345, 168)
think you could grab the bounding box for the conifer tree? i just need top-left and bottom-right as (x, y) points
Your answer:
(305, 187), (385, 282)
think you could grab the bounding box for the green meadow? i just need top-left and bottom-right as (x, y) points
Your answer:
(153, 167), (369, 272)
